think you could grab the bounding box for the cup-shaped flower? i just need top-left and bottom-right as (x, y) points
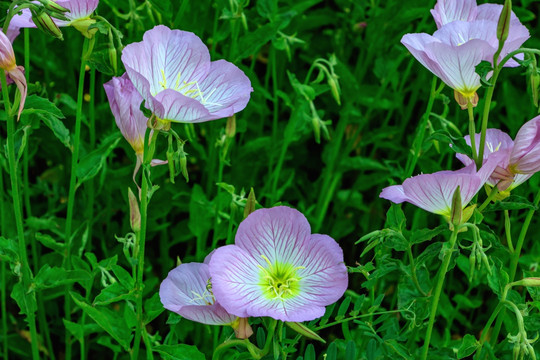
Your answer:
(160, 260), (237, 326)
(0, 29), (26, 120)
(208, 206), (348, 322)
(456, 129), (530, 191)
(121, 25), (252, 124)
(402, 20), (497, 101)
(430, 0), (529, 66)
(380, 154), (502, 219)
(457, 117), (540, 191)
(11, 0), (99, 38)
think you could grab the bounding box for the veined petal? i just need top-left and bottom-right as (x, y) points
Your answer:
(233, 206), (311, 265)
(425, 39), (492, 96)
(56, 0), (99, 21)
(510, 116), (540, 174)
(194, 60), (253, 120)
(476, 4), (530, 67)
(401, 33), (445, 75)
(159, 262), (236, 325)
(152, 88), (210, 122)
(379, 185), (408, 204)
(296, 234), (348, 307)
(122, 25), (210, 99)
(8, 67), (27, 120)
(431, 0), (477, 28)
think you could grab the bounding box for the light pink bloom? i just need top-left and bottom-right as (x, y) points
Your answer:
(380, 154), (502, 217)
(0, 29), (26, 120)
(160, 254), (238, 326)
(121, 25), (252, 123)
(457, 117), (540, 191)
(11, 0), (99, 37)
(431, 0), (477, 28)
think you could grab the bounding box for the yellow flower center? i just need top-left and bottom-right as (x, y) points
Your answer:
(257, 255), (304, 301)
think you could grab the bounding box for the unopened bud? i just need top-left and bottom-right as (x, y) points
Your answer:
(226, 115), (236, 138)
(450, 186), (462, 227)
(243, 188), (256, 219)
(31, 9), (64, 40)
(128, 187), (141, 232)
(178, 140), (189, 183)
(531, 72), (539, 107)
(310, 101), (321, 144)
(42, 0), (70, 14)
(468, 252), (476, 281)
(497, 0), (512, 44)
(166, 134), (176, 184)
(327, 75), (341, 106)
(511, 277), (540, 288)
(286, 322), (326, 343)
(108, 46), (117, 75)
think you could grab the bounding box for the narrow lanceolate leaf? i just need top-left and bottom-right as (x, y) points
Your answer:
(286, 322), (326, 343)
(153, 345), (206, 360)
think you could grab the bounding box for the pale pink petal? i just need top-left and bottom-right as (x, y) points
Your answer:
(510, 116), (540, 174)
(431, 0), (477, 28)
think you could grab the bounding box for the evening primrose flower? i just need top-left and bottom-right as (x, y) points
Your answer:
(11, 0), (100, 38)
(209, 206), (348, 322)
(121, 25), (252, 126)
(0, 30), (26, 120)
(457, 116), (540, 191)
(380, 154), (502, 220)
(103, 73), (166, 179)
(431, 0), (530, 66)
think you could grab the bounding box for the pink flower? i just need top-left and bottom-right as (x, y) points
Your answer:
(0, 29), (26, 120)
(380, 154), (502, 218)
(402, 1), (529, 101)
(121, 25), (252, 124)
(457, 117), (540, 191)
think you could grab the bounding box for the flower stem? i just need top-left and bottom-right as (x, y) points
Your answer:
(421, 228), (460, 360)
(504, 210), (514, 253)
(477, 186), (499, 213)
(407, 246), (427, 296)
(488, 188), (540, 346)
(63, 37), (89, 360)
(467, 101), (478, 166)
(132, 128), (158, 360)
(1, 64), (40, 360)
(1, 165), (7, 360)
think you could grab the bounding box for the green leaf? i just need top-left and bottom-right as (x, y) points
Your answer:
(385, 204), (406, 232)
(410, 225), (447, 244)
(35, 232), (64, 254)
(70, 292), (131, 350)
(144, 293), (165, 324)
(63, 319), (102, 341)
(475, 60), (494, 87)
(487, 259), (509, 298)
(457, 334), (479, 359)
(453, 294), (483, 309)
(33, 265), (91, 290)
(153, 344), (205, 360)
(234, 21), (281, 61)
(76, 135), (120, 185)
(11, 282), (37, 316)
(304, 344), (316, 360)
(485, 195), (537, 212)
(0, 236), (19, 264)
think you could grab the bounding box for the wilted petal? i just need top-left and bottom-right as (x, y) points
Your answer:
(431, 0), (477, 29)
(103, 73), (148, 154)
(0, 31), (16, 70)
(8, 66), (27, 120)
(510, 116), (540, 174)
(159, 262), (237, 325)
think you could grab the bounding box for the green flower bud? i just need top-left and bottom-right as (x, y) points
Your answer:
(128, 188), (140, 232)
(497, 0), (512, 44)
(42, 0), (70, 14)
(450, 186), (462, 228)
(243, 188), (256, 219)
(30, 8), (64, 40)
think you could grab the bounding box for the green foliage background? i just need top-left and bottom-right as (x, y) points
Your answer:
(2, 0), (540, 359)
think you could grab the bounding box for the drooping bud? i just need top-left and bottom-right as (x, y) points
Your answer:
(327, 75), (341, 106)
(178, 139), (189, 183)
(510, 277), (540, 288)
(497, 0), (512, 45)
(128, 187), (141, 232)
(286, 322), (326, 343)
(243, 188), (256, 219)
(226, 115), (236, 138)
(166, 133), (176, 184)
(450, 186), (462, 228)
(30, 8), (64, 40)
(310, 101), (321, 144)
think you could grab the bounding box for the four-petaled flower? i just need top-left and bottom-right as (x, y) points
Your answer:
(402, 0), (529, 104)
(208, 206), (348, 322)
(380, 153), (502, 219)
(121, 25), (252, 126)
(457, 116), (540, 192)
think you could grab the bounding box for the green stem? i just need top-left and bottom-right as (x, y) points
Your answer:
(63, 37), (89, 360)
(488, 189), (540, 347)
(212, 340), (260, 360)
(132, 128), (158, 360)
(477, 186), (499, 213)
(405, 77), (440, 178)
(421, 228), (460, 360)
(268, 46), (279, 203)
(0, 145), (7, 360)
(2, 65), (40, 360)
(467, 101), (478, 166)
(504, 210), (514, 253)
